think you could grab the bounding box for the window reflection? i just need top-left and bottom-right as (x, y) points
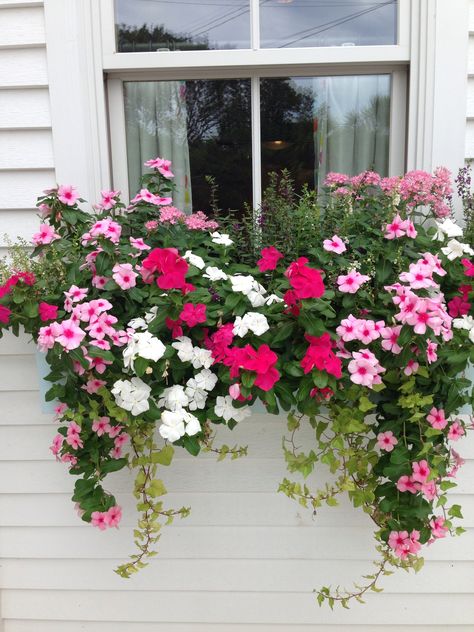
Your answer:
(261, 75), (391, 192)
(116, 0), (251, 52)
(124, 80), (252, 212)
(260, 0), (397, 49)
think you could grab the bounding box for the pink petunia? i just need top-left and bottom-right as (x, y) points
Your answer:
(337, 269), (370, 294)
(376, 431), (398, 452)
(105, 505), (122, 528)
(55, 319), (86, 351)
(92, 416), (112, 437)
(112, 263), (138, 290)
(257, 246), (284, 272)
(32, 223), (60, 246)
(426, 407), (447, 430)
(448, 421), (465, 441)
(58, 185), (79, 206)
(323, 234), (347, 254)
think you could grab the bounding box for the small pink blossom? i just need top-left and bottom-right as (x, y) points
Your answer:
(50, 433), (64, 456)
(83, 378), (106, 394)
(403, 359), (419, 376)
(380, 325), (402, 354)
(99, 190), (120, 210)
(384, 214), (406, 239)
(336, 314), (360, 342)
(65, 285), (88, 303)
(105, 505), (122, 528)
(412, 460), (430, 483)
(54, 402), (68, 417)
(91, 511), (108, 530)
(92, 275), (110, 290)
(430, 516), (449, 539)
(427, 407), (447, 430)
(92, 416), (112, 437)
(58, 185), (79, 206)
(448, 421), (465, 441)
(130, 237), (151, 251)
(108, 425), (123, 439)
(32, 223), (60, 246)
(426, 340), (438, 364)
(323, 235), (347, 254)
(337, 269), (370, 294)
(420, 480), (437, 501)
(55, 319), (86, 351)
(396, 475), (418, 494)
(112, 263), (138, 290)
(376, 431), (398, 452)
(229, 383), (241, 400)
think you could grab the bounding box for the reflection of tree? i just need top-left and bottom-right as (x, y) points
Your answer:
(117, 23), (210, 52)
(339, 95), (390, 136)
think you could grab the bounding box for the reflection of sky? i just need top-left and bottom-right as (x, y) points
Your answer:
(116, 0), (397, 50)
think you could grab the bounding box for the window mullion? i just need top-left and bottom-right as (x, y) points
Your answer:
(251, 75), (262, 213)
(250, 0), (260, 50)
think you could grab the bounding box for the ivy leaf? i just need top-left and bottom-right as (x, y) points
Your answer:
(152, 445), (174, 466)
(147, 479), (167, 498)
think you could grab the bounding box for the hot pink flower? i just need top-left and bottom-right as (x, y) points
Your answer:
(376, 431), (398, 452)
(91, 511), (108, 530)
(257, 246), (284, 272)
(142, 247), (189, 291)
(180, 303), (207, 327)
(323, 234), (347, 254)
(300, 333), (342, 378)
(32, 223), (60, 246)
(412, 460), (430, 483)
(58, 184), (79, 206)
(337, 269), (370, 294)
(427, 407), (447, 430)
(227, 344), (280, 391)
(105, 505), (122, 528)
(285, 257), (325, 299)
(112, 263), (138, 290)
(448, 295), (471, 317)
(384, 214), (406, 239)
(0, 305), (11, 324)
(55, 319), (86, 350)
(461, 258), (474, 277)
(38, 302), (58, 322)
(92, 416), (112, 437)
(448, 421), (465, 441)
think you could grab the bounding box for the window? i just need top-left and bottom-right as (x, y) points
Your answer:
(105, 0), (408, 211)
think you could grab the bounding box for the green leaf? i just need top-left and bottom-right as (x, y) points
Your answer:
(152, 445), (174, 466)
(101, 458), (128, 474)
(147, 479), (167, 498)
(183, 435), (201, 456)
(448, 504), (463, 519)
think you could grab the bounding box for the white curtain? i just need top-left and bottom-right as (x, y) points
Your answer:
(124, 81), (192, 212)
(313, 75), (391, 189)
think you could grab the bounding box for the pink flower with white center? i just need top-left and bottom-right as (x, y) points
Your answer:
(92, 275), (110, 290)
(65, 285), (88, 303)
(112, 263), (138, 290)
(337, 269), (370, 294)
(396, 475), (418, 494)
(32, 223), (60, 246)
(323, 235), (346, 254)
(108, 425), (123, 439)
(54, 402), (68, 417)
(50, 433), (64, 456)
(58, 184), (79, 206)
(99, 190), (120, 210)
(83, 378), (106, 394)
(130, 237), (151, 251)
(55, 319), (86, 351)
(91, 511), (108, 530)
(448, 421), (465, 441)
(403, 359), (419, 376)
(336, 314), (361, 342)
(92, 416), (112, 437)
(426, 407), (447, 430)
(420, 480), (437, 501)
(376, 431), (398, 452)
(426, 340), (438, 364)
(430, 516), (449, 539)
(381, 325), (402, 354)
(384, 214), (406, 239)
(105, 505), (122, 528)
(399, 263), (437, 290)
(412, 460), (430, 483)
(356, 319), (381, 345)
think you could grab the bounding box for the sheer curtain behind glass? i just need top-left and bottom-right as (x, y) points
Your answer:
(124, 81), (192, 211)
(313, 75), (391, 187)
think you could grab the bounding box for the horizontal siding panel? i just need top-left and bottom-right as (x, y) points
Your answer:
(0, 558), (472, 594)
(0, 391), (49, 425)
(0, 6), (45, 48)
(0, 48), (47, 88)
(0, 354), (38, 391)
(0, 525), (472, 561)
(0, 130), (54, 169)
(5, 625), (474, 632)
(0, 210), (39, 244)
(0, 169), (55, 208)
(1, 458), (473, 495)
(0, 88), (50, 129)
(2, 591), (473, 625)
(0, 332), (35, 354)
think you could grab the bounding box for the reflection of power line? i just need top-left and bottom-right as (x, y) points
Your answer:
(187, 5), (250, 38)
(276, 0), (395, 47)
(184, 5), (236, 36)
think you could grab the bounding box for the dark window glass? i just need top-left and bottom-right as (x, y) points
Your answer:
(260, 0), (397, 49)
(116, 0), (251, 52)
(124, 79), (252, 213)
(261, 75), (391, 192)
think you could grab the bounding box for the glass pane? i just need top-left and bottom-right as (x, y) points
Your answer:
(124, 79), (252, 213)
(116, 0), (251, 52)
(261, 75), (391, 191)
(260, 0), (397, 49)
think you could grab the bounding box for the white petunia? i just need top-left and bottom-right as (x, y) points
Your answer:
(185, 379), (208, 410)
(144, 306), (158, 323)
(159, 410), (186, 442)
(158, 385), (189, 411)
(184, 250), (205, 270)
(453, 315), (474, 331)
(265, 293), (284, 305)
(214, 395), (251, 423)
(211, 232), (233, 246)
(203, 266), (228, 281)
(193, 368), (218, 391)
(191, 347), (213, 369)
(123, 331), (166, 370)
(247, 290), (267, 308)
(127, 317), (147, 331)
(233, 312), (269, 337)
(433, 218), (464, 241)
(229, 275), (256, 295)
(111, 377), (151, 416)
(172, 336), (195, 363)
(441, 239), (474, 261)
(183, 411), (201, 436)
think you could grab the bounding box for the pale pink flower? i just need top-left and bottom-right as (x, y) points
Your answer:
(105, 505), (122, 528)
(380, 325), (402, 354)
(108, 425), (123, 439)
(448, 421), (465, 441)
(427, 407), (447, 430)
(399, 263), (436, 290)
(66, 421), (83, 450)
(384, 214), (406, 239)
(92, 275), (110, 290)
(61, 453), (77, 467)
(402, 219), (417, 239)
(65, 285), (88, 303)
(99, 190), (120, 210)
(324, 172), (349, 186)
(112, 263), (138, 290)
(403, 359), (419, 376)
(336, 314), (361, 342)
(426, 340), (438, 364)
(37, 323), (60, 352)
(130, 237), (151, 251)
(145, 220), (159, 231)
(58, 184), (79, 206)
(55, 319), (86, 351)
(32, 223), (60, 246)
(412, 460), (430, 483)
(337, 269), (370, 294)
(323, 235), (346, 254)
(348, 356), (383, 388)
(356, 319), (382, 345)
(229, 383), (241, 400)
(159, 206), (185, 224)
(91, 511), (108, 530)
(54, 402), (68, 417)
(430, 516), (449, 539)
(376, 431), (398, 452)
(114, 433), (129, 449)
(50, 433), (64, 456)
(420, 480), (437, 501)
(92, 416), (112, 437)
(396, 475), (418, 494)
(83, 378), (106, 394)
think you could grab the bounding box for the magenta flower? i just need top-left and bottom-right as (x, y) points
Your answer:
(257, 246), (284, 272)
(58, 184), (79, 206)
(39, 302), (58, 322)
(112, 263), (138, 290)
(376, 431), (398, 452)
(32, 223), (60, 246)
(180, 303), (207, 328)
(337, 269), (370, 294)
(323, 234), (347, 254)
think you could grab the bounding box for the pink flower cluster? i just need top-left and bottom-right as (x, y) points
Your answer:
(130, 188), (173, 207)
(388, 529), (421, 559)
(337, 269), (370, 294)
(144, 156), (174, 179)
(347, 348), (385, 388)
(384, 214), (417, 240)
(81, 218), (122, 246)
(91, 505), (122, 530)
(337, 315), (386, 345)
(397, 460), (438, 501)
(399, 167), (453, 218)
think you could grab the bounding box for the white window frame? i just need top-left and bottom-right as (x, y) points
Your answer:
(42, 0), (469, 214)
